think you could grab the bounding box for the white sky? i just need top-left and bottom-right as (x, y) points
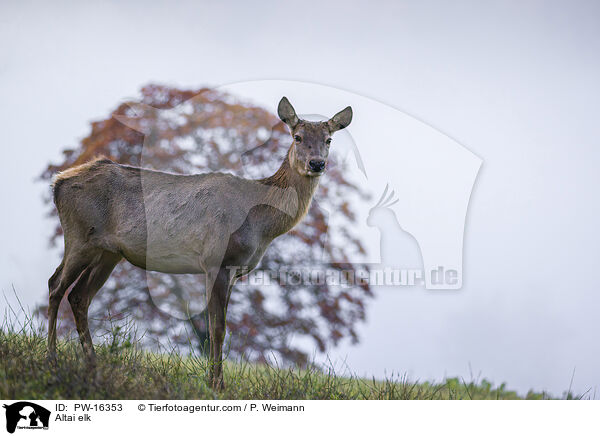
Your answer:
(1, 0), (600, 396)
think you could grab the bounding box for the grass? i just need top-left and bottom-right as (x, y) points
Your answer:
(0, 311), (560, 400)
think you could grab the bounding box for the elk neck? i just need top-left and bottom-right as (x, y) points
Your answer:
(257, 149), (320, 238)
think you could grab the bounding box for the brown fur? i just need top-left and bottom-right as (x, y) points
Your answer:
(52, 156), (108, 187)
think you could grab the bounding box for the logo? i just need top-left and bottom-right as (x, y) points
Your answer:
(2, 402), (50, 434)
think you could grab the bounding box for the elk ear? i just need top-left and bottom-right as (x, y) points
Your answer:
(328, 106), (353, 132)
(278, 97), (299, 129)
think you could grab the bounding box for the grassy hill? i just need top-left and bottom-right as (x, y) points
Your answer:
(0, 321), (554, 400)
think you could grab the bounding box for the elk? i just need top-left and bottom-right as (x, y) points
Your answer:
(47, 97), (352, 389)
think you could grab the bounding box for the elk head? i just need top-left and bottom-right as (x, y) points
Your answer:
(277, 97), (353, 177)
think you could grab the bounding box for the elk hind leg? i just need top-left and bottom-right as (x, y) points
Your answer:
(67, 251), (121, 367)
(48, 253), (92, 360)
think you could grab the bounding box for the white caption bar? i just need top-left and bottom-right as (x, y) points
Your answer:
(0, 400), (597, 435)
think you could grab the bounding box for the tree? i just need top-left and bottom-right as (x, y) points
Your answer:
(37, 84), (371, 365)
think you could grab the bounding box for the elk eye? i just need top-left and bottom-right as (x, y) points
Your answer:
(326, 138), (332, 145)
(294, 135), (302, 142)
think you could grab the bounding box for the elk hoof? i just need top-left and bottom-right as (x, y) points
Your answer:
(212, 377), (225, 391)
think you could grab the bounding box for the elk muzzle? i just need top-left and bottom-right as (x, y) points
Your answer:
(308, 159), (326, 173)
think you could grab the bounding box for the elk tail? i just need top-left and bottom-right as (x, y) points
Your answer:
(51, 155), (111, 205)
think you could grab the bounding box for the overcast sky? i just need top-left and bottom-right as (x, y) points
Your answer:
(1, 0), (600, 396)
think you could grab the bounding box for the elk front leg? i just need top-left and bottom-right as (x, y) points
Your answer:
(206, 268), (231, 390)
